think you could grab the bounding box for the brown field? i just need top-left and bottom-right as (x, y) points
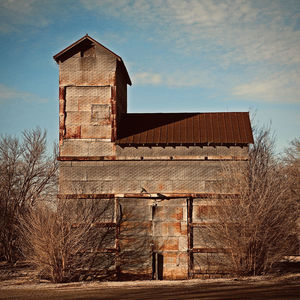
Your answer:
(0, 261), (299, 300)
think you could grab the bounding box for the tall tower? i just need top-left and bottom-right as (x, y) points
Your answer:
(54, 34), (131, 158)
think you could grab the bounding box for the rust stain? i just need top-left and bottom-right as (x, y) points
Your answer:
(111, 86), (116, 100)
(94, 120), (111, 126)
(59, 86), (65, 99)
(111, 101), (117, 115)
(153, 206), (164, 219)
(111, 122), (116, 142)
(163, 252), (177, 264)
(119, 237), (137, 247)
(158, 183), (164, 190)
(121, 221), (150, 231)
(163, 239), (179, 251)
(171, 207), (183, 220)
(181, 223), (187, 235)
(65, 125), (81, 139)
(196, 205), (215, 218)
(161, 223), (168, 236)
(58, 86), (66, 145)
(110, 85), (117, 142)
(169, 222), (181, 235)
(59, 100), (65, 112)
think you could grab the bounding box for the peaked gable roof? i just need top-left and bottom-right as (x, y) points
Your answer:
(53, 34), (132, 85)
(117, 112), (253, 146)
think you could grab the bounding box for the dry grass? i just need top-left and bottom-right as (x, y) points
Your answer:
(0, 261), (299, 300)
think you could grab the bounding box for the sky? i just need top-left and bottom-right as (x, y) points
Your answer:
(0, 0), (299, 153)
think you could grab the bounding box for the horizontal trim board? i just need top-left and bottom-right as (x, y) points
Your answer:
(58, 156), (248, 161)
(58, 193), (239, 200)
(117, 143), (249, 147)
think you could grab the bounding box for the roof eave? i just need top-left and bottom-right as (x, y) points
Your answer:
(115, 142), (251, 147)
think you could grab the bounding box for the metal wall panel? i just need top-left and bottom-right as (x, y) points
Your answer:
(59, 160), (241, 194)
(59, 53), (116, 86)
(60, 140), (114, 156)
(116, 145), (249, 159)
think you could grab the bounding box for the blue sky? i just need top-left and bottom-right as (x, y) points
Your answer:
(0, 0), (299, 153)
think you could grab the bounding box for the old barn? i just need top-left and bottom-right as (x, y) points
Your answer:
(54, 35), (253, 279)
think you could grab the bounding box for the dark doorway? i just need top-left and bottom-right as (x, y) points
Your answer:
(152, 252), (164, 280)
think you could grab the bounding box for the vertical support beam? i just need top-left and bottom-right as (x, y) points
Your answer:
(187, 197), (193, 278)
(115, 197), (121, 279)
(110, 86), (117, 142)
(151, 202), (156, 280)
(59, 86), (66, 147)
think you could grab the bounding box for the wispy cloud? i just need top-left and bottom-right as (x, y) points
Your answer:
(134, 72), (163, 85)
(232, 71), (300, 103)
(81, 0), (300, 104)
(134, 70), (214, 88)
(81, 0), (300, 65)
(0, 0), (52, 33)
(2, 0), (298, 104)
(0, 84), (47, 104)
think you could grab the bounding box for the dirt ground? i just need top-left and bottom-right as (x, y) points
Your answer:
(0, 262), (299, 300)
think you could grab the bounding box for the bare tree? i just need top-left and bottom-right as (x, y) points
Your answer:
(0, 128), (57, 262)
(20, 192), (153, 282)
(199, 127), (299, 276)
(284, 139), (300, 200)
(20, 196), (118, 283)
(284, 138), (300, 256)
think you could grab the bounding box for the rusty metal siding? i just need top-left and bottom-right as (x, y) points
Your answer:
(54, 35), (131, 86)
(64, 86), (112, 140)
(54, 35), (254, 279)
(151, 198), (188, 279)
(59, 87), (66, 146)
(66, 86), (111, 110)
(116, 145), (249, 159)
(60, 140), (114, 157)
(59, 160), (242, 195)
(117, 112), (253, 146)
(116, 197), (188, 279)
(118, 197), (152, 278)
(59, 54), (116, 87)
(59, 194), (233, 279)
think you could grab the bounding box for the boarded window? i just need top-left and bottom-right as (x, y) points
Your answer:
(91, 104), (110, 122)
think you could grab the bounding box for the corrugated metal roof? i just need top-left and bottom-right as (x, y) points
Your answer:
(53, 34), (132, 85)
(116, 112), (253, 146)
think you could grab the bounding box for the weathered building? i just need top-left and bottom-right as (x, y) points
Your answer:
(54, 35), (253, 279)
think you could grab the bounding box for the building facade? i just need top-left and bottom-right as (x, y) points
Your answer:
(54, 35), (253, 279)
